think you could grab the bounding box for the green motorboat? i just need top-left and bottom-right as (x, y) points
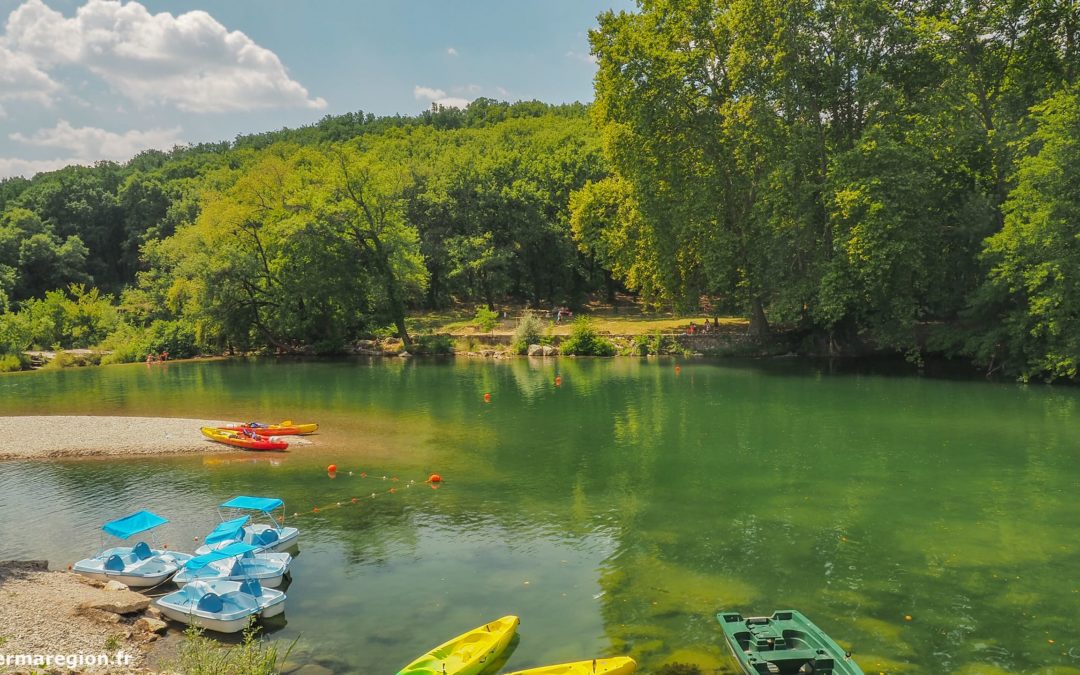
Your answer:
(717, 610), (864, 675)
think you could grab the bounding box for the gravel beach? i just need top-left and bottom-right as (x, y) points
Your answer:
(0, 563), (161, 673)
(0, 416), (242, 460)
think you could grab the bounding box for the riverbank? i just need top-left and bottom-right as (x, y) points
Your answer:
(0, 561), (170, 673)
(0, 416), (258, 460)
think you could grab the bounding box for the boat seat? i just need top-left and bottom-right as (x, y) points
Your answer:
(196, 593), (224, 613)
(103, 554), (126, 572)
(132, 541), (152, 560)
(749, 622), (788, 650)
(240, 578), (263, 597)
(256, 529), (279, 546)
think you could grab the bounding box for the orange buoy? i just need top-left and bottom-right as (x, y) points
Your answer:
(483, 392), (492, 403)
(313, 507), (320, 513)
(351, 497), (358, 503)
(555, 375), (562, 386)
(428, 473), (443, 483)
(327, 464), (337, 473)
(675, 365), (681, 374)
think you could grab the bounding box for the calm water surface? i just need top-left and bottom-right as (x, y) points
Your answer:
(0, 358), (1078, 674)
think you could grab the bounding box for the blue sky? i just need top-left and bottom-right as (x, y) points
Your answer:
(0, 0), (634, 178)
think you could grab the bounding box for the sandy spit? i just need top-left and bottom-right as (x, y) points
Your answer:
(0, 416), (248, 461)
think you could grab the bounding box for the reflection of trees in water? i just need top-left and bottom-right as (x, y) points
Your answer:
(7, 360), (1080, 672)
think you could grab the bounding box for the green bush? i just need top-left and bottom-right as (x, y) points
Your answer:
(410, 332), (454, 355)
(174, 619), (295, 675)
(0, 353), (25, 373)
(559, 317), (616, 356)
(473, 306), (499, 333)
(511, 314), (547, 354)
(100, 319), (199, 365)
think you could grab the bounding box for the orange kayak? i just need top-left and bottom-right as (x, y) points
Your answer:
(200, 427), (289, 451)
(219, 421), (318, 436)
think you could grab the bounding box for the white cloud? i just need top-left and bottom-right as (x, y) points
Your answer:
(413, 85), (470, 109)
(495, 86), (510, 98)
(413, 85), (447, 101)
(0, 44), (59, 104)
(566, 50), (597, 65)
(0, 155), (85, 178)
(447, 47), (457, 57)
(2, 0), (326, 113)
(10, 120), (184, 160)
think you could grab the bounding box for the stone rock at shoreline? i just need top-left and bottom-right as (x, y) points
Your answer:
(104, 580), (129, 591)
(145, 606), (163, 620)
(135, 616), (167, 634)
(399, 351), (411, 357)
(481, 350), (495, 357)
(76, 606), (122, 624)
(527, 344), (558, 357)
(78, 589), (150, 615)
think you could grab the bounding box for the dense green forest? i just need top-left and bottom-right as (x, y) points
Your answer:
(3, 1), (1080, 380)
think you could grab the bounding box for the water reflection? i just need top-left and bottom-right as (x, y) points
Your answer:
(1, 359), (1079, 673)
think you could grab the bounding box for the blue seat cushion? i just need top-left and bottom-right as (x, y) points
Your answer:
(132, 541), (152, 560)
(103, 554), (125, 572)
(196, 592), (224, 613)
(257, 529), (279, 546)
(240, 578), (262, 597)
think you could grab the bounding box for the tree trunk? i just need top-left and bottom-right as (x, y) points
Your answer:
(748, 296), (770, 339)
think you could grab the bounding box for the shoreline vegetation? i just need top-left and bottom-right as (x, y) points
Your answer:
(3, 83), (1080, 382)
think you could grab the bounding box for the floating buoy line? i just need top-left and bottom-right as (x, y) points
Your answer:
(284, 469), (445, 521)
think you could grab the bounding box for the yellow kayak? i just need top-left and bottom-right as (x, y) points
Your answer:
(504, 657), (636, 675)
(398, 615), (519, 675)
(219, 421), (318, 436)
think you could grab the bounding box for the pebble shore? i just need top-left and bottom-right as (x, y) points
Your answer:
(0, 416), (243, 460)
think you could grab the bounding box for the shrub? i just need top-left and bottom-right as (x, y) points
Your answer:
(473, 306), (499, 333)
(511, 314), (546, 354)
(411, 332), (454, 355)
(0, 353), (24, 373)
(560, 317), (615, 356)
(99, 319), (199, 365)
(174, 619), (295, 675)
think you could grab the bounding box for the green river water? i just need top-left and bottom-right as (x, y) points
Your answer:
(0, 357), (1078, 674)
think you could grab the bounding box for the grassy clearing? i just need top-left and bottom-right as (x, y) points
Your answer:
(408, 307), (747, 337)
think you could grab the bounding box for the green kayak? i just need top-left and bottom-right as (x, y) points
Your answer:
(717, 610), (864, 675)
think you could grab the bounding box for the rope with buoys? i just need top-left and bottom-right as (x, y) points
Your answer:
(284, 469), (445, 521)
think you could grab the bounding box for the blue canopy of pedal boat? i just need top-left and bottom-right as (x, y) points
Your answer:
(102, 511), (168, 539)
(204, 516), (250, 545)
(220, 496), (283, 512)
(186, 542), (260, 570)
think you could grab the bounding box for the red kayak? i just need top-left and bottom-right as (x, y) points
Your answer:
(200, 427), (289, 451)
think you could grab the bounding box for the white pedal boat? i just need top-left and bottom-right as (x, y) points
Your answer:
(73, 511), (192, 588)
(194, 497), (299, 555)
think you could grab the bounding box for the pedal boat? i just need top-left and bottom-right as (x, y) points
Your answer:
(194, 497), (298, 555)
(72, 511), (192, 588)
